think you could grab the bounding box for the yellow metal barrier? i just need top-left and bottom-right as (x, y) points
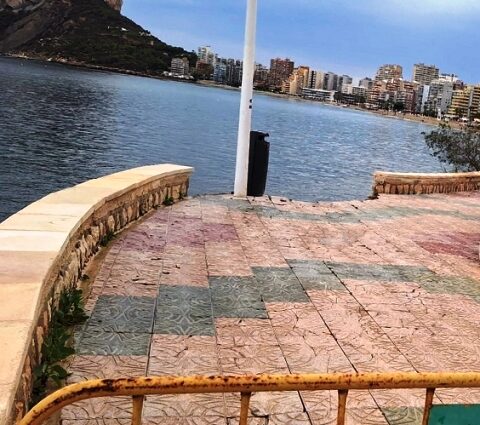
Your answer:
(19, 372), (480, 425)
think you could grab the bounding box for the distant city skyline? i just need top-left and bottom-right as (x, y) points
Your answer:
(123, 0), (480, 83)
(183, 47), (473, 119)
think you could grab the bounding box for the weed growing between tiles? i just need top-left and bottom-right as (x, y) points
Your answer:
(31, 288), (88, 406)
(99, 230), (116, 247)
(162, 196), (175, 206)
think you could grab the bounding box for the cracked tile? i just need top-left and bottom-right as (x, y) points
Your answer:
(210, 276), (267, 319)
(63, 194), (480, 423)
(67, 355), (148, 382)
(288, 259), (345, 291)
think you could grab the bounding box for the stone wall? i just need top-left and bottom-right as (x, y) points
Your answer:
(373, 171), (480, 196)
(0, 164), (193, 425)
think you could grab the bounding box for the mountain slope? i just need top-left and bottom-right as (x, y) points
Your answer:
(0, 0), (196, 75)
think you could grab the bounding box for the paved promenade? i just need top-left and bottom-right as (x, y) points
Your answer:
(65, 192), (480, 424)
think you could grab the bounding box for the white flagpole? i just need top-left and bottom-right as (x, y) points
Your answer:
(234, 0), (258, 197)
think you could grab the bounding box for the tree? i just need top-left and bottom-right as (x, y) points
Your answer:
(424, 124), (480, 171)
(393, 101), (405, 112)
(192, 63), (213, 80)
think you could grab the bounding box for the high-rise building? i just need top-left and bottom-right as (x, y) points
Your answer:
(197, 46), (217, 66)
(268, 58), (295, 89)
(282, 66), (310, 95)
(170, 57), (190, 76)
(254, 64), (269, 87)
(375, 64), (403, 81)
(416, 85), (431, 115)
(448, 85), (480, 119)
(226, 59), (243, 86)
(213, 60), (227, 84)
(359, 77), (374, 90)
(395, 80), (418, 112)
(420, 79), (454, 116)
(212, 58), (242, 86)
(307, 70), (325, 90)
(323, 72), (339, 91)
(337, 75), (353, 92)
(413, 63), (439, 85)
(368, 78), (418, 112)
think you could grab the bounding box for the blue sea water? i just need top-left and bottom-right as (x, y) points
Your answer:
(0, 57), (442, 220)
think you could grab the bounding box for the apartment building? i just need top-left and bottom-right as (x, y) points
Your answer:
(375, 64), (403, 81)
(448, 85), (480, 119)
(171, 57), (190, 76)
(413, 63), (439, 85)
(268, 58), (295, 89)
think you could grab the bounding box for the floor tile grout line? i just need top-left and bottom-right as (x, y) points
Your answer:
(69, 194), (480, 422)
(253, 196), (301, 268)
(252, 197), (332, 425)
(253, 198), (363, 420)
(323, 261), (428, 423)
(357, 218), (470, 406)
(305, 264), (395, 424)
(146, 204), (173, 379)
(220, 197), (312, 421)
(200, 197), (228, 416)
(77, 221), (128, 352)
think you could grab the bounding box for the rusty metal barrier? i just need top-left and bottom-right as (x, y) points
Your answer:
(19, 372), (480, 425)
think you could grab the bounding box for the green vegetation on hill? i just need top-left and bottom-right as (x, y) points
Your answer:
(2, 0), (196, 75)
(0, 8), (27, 28)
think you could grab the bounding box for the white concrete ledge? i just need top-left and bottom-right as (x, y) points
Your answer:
(0, 164), (193, 425)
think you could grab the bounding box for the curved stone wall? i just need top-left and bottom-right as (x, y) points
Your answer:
(0, 164), (193, 425)
(373, 171), (480, 196)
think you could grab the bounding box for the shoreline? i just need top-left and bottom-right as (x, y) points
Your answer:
(1, 53), (198, 84)
(1, 53), (459, 129)
(198, 81), (457, 129)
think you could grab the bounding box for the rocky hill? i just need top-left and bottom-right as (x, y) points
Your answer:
(0, 0), (196, 75)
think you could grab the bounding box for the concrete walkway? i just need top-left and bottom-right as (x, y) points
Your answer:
(64, 192), (480, 424)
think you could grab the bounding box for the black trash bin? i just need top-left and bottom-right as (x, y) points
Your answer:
(247, 131), (270, 197)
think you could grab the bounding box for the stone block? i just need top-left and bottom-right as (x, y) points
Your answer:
(0, 230), (67, 252)
(0, 251), (55, 285)
(0, 283), (41, 322)
(0, 322), (32, 386)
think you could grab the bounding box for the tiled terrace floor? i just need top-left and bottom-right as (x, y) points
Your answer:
(66, 192), (480, 424)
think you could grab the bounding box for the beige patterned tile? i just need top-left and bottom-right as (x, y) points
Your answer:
(62, 398), (133, 420)
(143, 394), (226, 417)
(144, 417), (227, 425)
(149, 335), (219, 376)
(67, 355), (148, 383)
(225, 391), (304, 416)
(62, 420), (131, 425)
(215, 318), (277, 346)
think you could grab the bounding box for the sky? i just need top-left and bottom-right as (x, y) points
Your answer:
(123, 0), (480, 83)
